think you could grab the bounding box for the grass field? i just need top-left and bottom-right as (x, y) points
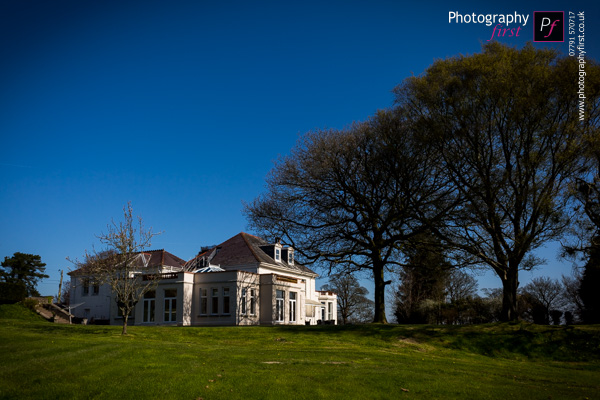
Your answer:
(1, 304), (599, 399)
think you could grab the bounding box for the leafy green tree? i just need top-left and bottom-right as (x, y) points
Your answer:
(1, 252), (49, 297)
(394, 234), (450, 324)
(245, 111), (453, 323)
(578, 246), (600, 323)
(567, 124), (600, 323)
(396, 43), (600, 321)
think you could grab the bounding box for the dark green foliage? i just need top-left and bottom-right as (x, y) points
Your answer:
(550, 310), (563, 325)
(564, 311), (574, 325)
(394, 234), (451, 324)
(579, 247), (600, 323)
(1, 253), (48, 297)
(0, 281), (27, 304)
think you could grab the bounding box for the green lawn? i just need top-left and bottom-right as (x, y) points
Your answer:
(1, 304), (599, 399)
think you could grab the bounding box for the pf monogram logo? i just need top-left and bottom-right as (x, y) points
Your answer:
(534, 11), (564, 42)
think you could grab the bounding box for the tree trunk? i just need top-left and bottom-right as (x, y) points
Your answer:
(122, 313), (129, 335)
(372, 260), (388, 324)
(500, 269), (519, 322)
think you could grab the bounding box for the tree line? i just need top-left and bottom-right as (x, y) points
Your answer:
(245, 43), (600, 323)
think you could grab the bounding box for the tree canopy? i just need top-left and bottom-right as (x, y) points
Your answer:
(396, 42), (600, 321)
(247, 42), (599, 323)
(245, 111), (453, 323)
(1, 252), (48, 297)
(394, 233), (451, 324)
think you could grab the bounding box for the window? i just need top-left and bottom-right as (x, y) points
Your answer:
(276, 290), (285, 322)
(82, 279), (89, 296)
(200, 289), (208, 315)
(223, 287), (231, 315)
(288, 249), (294, 265)
(289, 292), (296, 322)
(250, 289), (257, 315)
(241, 288), (247, 315)
(328, 302), (333, 321)
(321, 302), (326, 321)
(92, 283), (99, 295)
(275, 248), (281, 262)
(164, 289), (177, 322)
(211, 288), (219, 314)
(143, 291), (155, 323)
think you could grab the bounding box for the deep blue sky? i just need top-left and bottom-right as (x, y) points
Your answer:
(1, 0), (598, 298)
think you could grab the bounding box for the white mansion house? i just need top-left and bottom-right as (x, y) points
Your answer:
(68, 233), (337, 326)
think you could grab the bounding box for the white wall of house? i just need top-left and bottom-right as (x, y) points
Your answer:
(191, 270), (261, 326)
(127, 272), (195, 326)
(69, 276), (112, 322)
(70, 261), (337, 327)
(259, 274), (307, 325)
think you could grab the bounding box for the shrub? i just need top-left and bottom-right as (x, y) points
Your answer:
(21, 298), (38, 312)
(0, 282), (27, 304)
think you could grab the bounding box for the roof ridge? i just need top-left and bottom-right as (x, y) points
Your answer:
(240, 232), (262, 263)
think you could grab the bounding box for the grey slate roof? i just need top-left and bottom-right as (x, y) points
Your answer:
(68, 249), (186, 275)
(186, 232), (317, 276)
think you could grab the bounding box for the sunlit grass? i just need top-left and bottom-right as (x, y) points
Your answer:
(0, 304), (598, 399)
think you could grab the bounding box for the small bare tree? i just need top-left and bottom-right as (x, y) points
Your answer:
(322, 273), (373, 324)
(79, 203), (161, 334)
(521, 277), (566, 324)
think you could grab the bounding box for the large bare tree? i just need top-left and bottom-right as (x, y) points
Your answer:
(396, 43), (600, 321)
(245, 110), (454, 323)
(77, 203), (161, 334)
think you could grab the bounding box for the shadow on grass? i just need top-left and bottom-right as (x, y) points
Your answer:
(275, 322), (600, 362)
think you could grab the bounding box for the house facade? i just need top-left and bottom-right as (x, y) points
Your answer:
(69, 233), (337, 326)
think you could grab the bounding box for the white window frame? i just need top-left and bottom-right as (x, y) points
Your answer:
(200, 289), (208, 315)
(276, 290), (285, 322)
(289, 292), (296, 322)
(164, 289), (177, 323)
(211, 288), (219, 315)
(223, 287), (231, 315)
(250, 289), (257, 316)
(143, 291), (155, 323)
(241, 288), (247, 315)
(82, 278), (89, 296)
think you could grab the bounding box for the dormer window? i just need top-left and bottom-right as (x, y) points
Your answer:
(274, 240), (283, 263)
(275, 248), (281, 262)
(287, 248), (294, 265)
